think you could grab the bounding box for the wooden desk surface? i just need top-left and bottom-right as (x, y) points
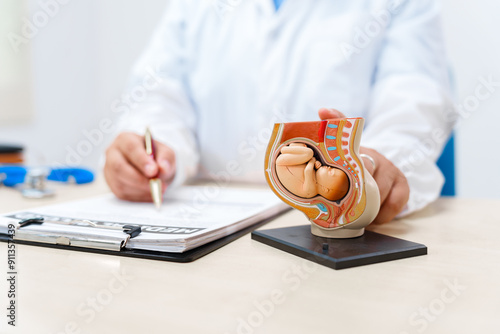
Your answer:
(0, 178), (499, 334)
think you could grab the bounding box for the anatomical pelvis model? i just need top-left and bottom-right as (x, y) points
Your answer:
(265, 118), (380, 238)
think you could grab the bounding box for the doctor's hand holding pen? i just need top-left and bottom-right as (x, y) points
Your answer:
(104, 132), (176, 202)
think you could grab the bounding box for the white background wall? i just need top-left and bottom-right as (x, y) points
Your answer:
(0, 0), (499, 198)
(441, 0), (500, 198)
(0, 0), (167, 167)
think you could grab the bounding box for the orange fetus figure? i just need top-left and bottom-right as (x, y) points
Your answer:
(276, 143), (349, 201)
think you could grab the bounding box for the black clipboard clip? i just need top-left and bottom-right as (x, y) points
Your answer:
(13, 217), (142, 251)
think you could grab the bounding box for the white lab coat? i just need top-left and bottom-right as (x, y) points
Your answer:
(117, 0), (457, 214)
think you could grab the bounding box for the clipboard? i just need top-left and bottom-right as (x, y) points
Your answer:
(0, 212), (285, 263)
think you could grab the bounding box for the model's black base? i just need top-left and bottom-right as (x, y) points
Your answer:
(251, 225), (427, 270)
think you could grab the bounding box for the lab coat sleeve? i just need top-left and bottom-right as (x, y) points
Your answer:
(115, 0), (198, 187)
(361, 0), (457, 214)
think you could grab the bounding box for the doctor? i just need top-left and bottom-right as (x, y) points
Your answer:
(104, 0), (456, 224)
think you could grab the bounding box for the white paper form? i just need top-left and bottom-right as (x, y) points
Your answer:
(0, 186), (288, 252)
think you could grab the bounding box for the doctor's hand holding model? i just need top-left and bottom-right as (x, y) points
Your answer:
(104, 0), (456, 224)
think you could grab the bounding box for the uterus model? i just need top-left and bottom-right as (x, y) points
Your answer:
(265, 118), (380, 238)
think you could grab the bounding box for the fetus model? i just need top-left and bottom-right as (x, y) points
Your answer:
(265, 118), (380, 238)
(275, 143), (349, 201)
